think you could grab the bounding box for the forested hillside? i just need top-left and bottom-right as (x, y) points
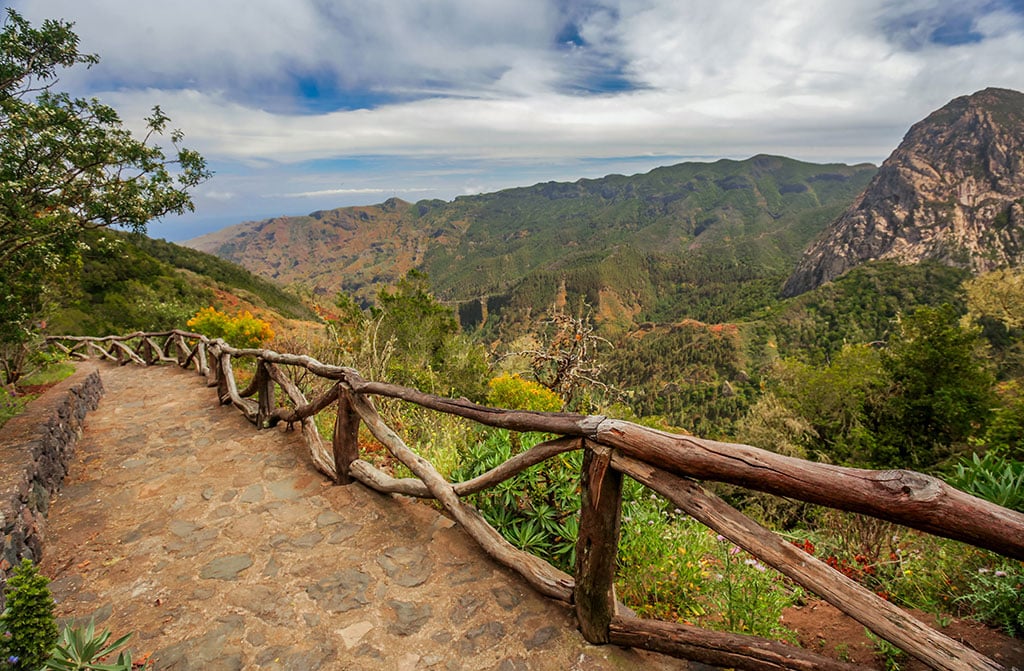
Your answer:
(45, 230), (315, 338)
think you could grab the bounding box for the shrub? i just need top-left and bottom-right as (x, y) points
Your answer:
(186, 307), (274, 349)
(486, 374), (563, 412)
(957, 561), (1024, 636)
(0, 559), (58, 671)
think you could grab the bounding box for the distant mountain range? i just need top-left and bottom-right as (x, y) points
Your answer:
(187, 156), (876, 332)
(186, 87), (1024, 332)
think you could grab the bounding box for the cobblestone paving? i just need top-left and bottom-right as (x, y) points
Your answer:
(40, 363), (696, 670)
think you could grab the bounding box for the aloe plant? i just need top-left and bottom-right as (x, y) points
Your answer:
(44, 622), (133, 671)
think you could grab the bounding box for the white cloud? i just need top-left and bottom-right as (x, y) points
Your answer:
(9, 0), (1024, 240)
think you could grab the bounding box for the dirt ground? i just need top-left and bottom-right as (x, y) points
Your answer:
(783, 599), (1023, 669)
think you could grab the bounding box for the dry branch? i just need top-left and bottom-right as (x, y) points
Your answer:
(265, 363), (337, 479)
(218, 353), (258, 423)
(110, 340), (146, 366)
(574, 442), (622, 644)
(332, 389), (360, 484)
(269, 382), (340, 425)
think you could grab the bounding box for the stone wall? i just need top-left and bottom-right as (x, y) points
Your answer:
(0, 364), (103, 606)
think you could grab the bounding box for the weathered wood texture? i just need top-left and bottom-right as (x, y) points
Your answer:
(264, 362), (337, 479)
(44, 331), (1018, 671)
(349, 436), (580, 499)
(574, 442), (622, 644)
(591, 419), (1024, 562)
(332, 389), (360, 485)
(609, 615), (862, 671)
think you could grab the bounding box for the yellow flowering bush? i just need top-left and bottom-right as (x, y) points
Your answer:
(486, 374), (563, 412)
(186, 307), (275, 349)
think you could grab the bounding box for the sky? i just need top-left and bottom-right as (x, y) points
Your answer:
(10, 0), (1024, 241)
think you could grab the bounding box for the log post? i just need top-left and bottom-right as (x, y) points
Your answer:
(574, 441), (622, 644)
(215, 352), (230, 404)
(197, 341), (212, 380)
(139, 337), (153, 364)
(332, 389), (360, 485)
(255, 362), (277, 428)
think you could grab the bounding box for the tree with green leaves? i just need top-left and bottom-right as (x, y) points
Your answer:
(0, 9), (209, 383)
(875, 305), (995, 468)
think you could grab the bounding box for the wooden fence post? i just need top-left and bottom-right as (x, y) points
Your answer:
(139, 337), (153, 364)
(256, 362), (277, 428)
(332, 389), (360, 485)
(215, 352), (230, 405)
(574, 441), (623, 644)
(198, 341), (212, 381)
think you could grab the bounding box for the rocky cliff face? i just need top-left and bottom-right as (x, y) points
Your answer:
(783, 88), (1024, 297)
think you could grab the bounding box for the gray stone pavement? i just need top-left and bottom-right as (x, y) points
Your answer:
(40, 363), (695, 670)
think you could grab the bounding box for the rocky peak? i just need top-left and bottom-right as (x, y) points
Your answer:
(783, 87), (1024, 297)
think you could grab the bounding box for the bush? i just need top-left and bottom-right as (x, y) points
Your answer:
(957, 561), (1024, 636)
(186, 307), (274, 349)
(0, 559), (58, 671)
(486, 374), (563, 412)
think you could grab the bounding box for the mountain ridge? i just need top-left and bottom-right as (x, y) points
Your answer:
(186, 155), (876, 331)
(783, 87), (1024, 297)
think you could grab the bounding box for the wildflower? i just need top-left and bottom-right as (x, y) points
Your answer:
(743, 559), (767, 572)
(7, 656), (19, 664)
(729, 545), (741, 556)
(978, 568), (991, 574)
(715, 534), (726, 542)
(994, 570), (1008, 578)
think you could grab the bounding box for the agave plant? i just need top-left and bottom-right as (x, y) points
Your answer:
(44, 622), (134, 671)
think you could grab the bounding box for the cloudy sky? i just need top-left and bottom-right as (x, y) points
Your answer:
(10, 0), (1024, 240)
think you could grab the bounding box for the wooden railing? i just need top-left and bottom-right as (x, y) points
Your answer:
(48, 330), (1024, 671)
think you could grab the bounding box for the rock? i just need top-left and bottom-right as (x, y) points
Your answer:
(199, 554), (253, 580)
(784, 87), (1024, 296)
(387, 599), (432, 636)
(305, 569), (371, 612)
(377, 545), (433, 587)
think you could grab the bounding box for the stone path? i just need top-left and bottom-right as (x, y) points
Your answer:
(39, 363), (696, 670)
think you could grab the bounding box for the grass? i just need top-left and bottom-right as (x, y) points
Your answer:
(19, 362), (76, 387)
(0, 362), (77, 430)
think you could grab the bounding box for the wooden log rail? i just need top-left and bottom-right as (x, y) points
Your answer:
(46, 331), (1024, 671)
